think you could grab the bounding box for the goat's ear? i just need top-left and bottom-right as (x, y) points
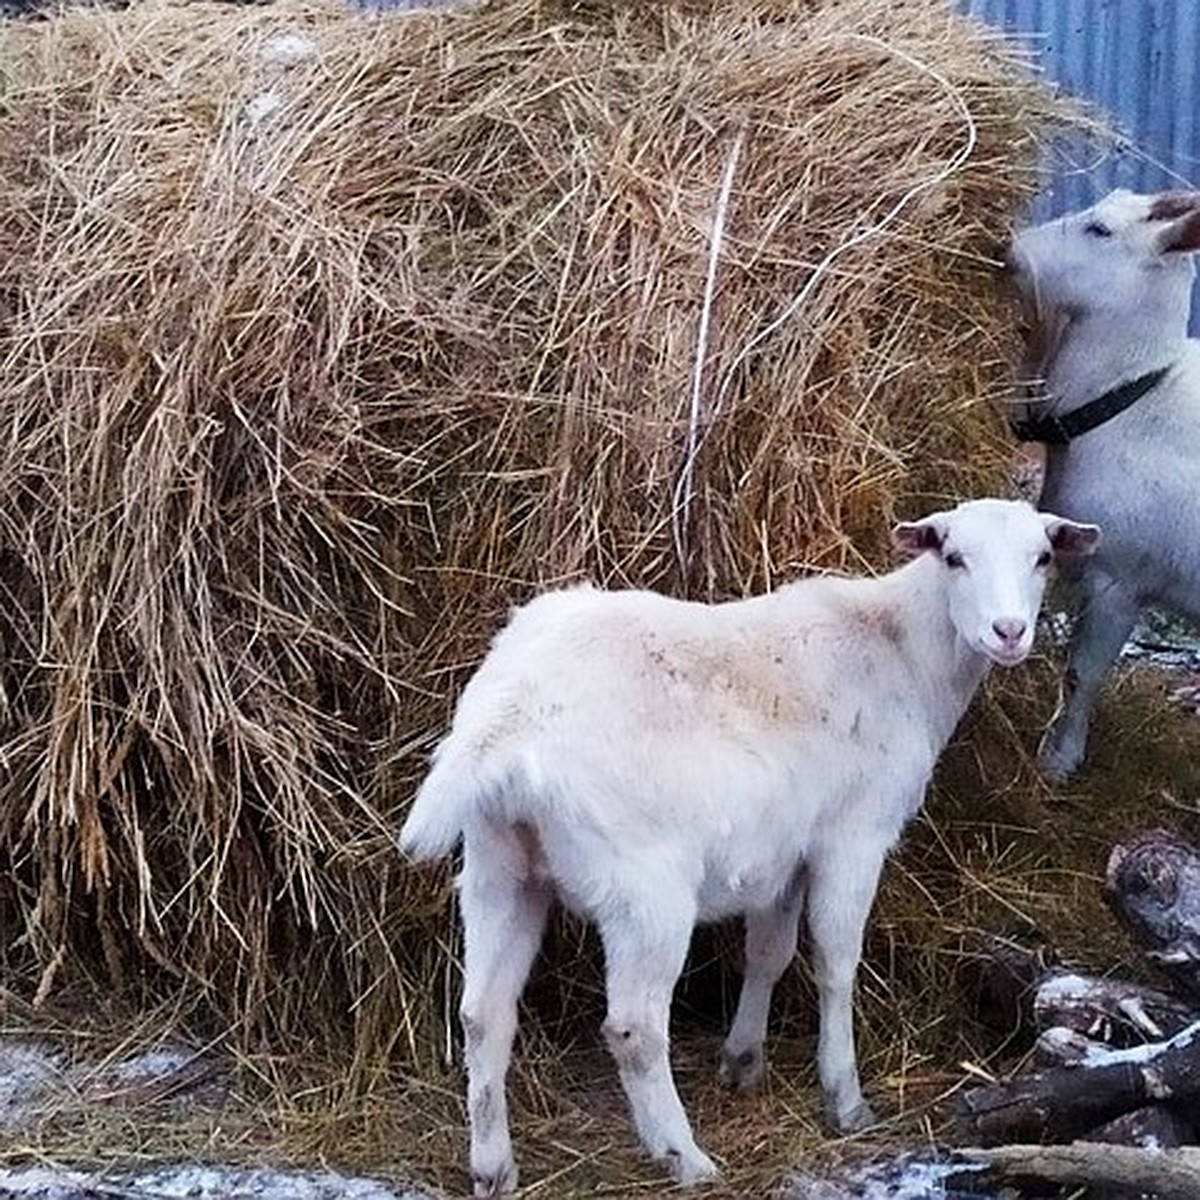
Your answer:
(1149, 191), (1200, 221)
(1043, 515), (1101, 558)
(893, 515), (947, 559)
(1152, 192), (1200, 254)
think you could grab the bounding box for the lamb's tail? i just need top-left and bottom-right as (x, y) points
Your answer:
(398, 742), (493, 861)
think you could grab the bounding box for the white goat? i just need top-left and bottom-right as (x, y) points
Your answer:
(399, 499), (1098, 1194)
(1009, 188), (1200, 779)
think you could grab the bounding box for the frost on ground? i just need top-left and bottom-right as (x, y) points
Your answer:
(97, 1048), (196, 1085)
(1121, 614), (1200, 712)
(0, 1039), (222, 1125)
(1041, 607), (1200, 711)
(0, 1164), (433, 1199)
(0, 1042), (65, 1124)
(0, 1039), (434, 1200)
(784, 1155), (992, 1200)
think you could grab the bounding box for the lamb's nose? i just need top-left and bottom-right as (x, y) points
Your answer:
(993, 618), (1027, 645)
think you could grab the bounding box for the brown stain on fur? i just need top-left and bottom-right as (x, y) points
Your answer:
(513, 820), (554, 886)
(636, 630), (812, 730)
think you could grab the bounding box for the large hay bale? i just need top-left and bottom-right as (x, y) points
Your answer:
(0, 0), (1061, 1066)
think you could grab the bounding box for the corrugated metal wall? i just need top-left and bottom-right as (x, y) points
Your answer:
(963, 0), (1200, 208)
(963, 0), (1200, 321)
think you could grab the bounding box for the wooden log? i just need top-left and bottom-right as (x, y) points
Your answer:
(961, 933), (1049, 1050)
(963, 946), (1199, 1059)
(1106, 830), (1200, 1000)
(1090, 1103), (1195, 1147)
(961, 1143), (1200, 1198)
(1034, 1024), (1101, 1066)
(1033, 969), (1200, 1054)
(1032, 969), (1200, 1075)
(957, 1020), (1200, 1144)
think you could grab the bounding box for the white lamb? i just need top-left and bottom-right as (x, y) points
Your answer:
(399, 498), (1098, 1194)
(1009, 188), (1200, 778)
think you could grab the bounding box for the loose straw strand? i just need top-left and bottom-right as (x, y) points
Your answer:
(671, 34), (980, 577)
(672, 125), (746, 575)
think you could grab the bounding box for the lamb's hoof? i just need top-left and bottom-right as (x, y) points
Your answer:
(664, 1145), (720, 1187)
(717, 1045), (765, 1091)
(826, 1099), (877, 1134)
(472, 1159), (518, 1197)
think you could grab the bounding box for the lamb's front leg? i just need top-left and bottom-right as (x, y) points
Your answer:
(719, 871), (805, 1091)
(807, 842), (887, 1132)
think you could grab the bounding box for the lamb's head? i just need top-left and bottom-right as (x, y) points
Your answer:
(1008, 190), (1200, 360)
(895, 499), (1099, 667)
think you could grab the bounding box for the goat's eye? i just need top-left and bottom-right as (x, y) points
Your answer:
(1036, 549), (1053, 568)
(1084, 220), (1113, 239)
(944, 551), (966, 570)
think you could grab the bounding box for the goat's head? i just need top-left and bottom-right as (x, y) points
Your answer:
(894, 499), (1100, 666)
(1008, 190), (1200, 354)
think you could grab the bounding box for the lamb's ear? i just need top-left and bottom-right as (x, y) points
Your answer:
(1043, 514), (1101, 557)
(893, 513), (948, 559)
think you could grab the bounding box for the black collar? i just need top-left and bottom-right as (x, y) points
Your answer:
(1013, 366), (1172, 445)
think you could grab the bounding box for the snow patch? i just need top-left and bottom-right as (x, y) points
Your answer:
(0, 1165), (98, 1197)
(0, 1040), (432, 1198)
(1080, 1019), (1200, 1067)
(854, 1158), (986, 1199)
(103, 1047), (197, 1083)
(245, 90), (284, 126)
(354, 0), (474, 10)
(259, 33), (317, 67)
(0, 1043), (64, 1125)
(128, 1164), (423, 1198)
(785, 1155), (988, 1199)
(1033, 971), (1093, 1004)
(0, 1164), (431, 1199)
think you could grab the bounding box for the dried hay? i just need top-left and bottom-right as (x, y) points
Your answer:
(0, 0), (1091, 1120)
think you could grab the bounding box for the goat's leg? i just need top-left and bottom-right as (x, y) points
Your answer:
(807, 842), (887, 1133)
(599, 897), (717, 1186)
(1040, 573), (1140, 780)
(458, 834), (552, 1197)
(719, 871), (805, 1091)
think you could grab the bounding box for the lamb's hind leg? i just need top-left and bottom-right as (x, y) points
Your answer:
(458, 828), (552, 1197)
(1041, 572), (1139, 780)
(719, 869), (805, 1091)
(599, 893), (718, 1186)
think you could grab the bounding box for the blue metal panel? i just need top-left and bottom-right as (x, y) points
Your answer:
(963, 0), (1200, 324)
(964, 0), (1199, 203)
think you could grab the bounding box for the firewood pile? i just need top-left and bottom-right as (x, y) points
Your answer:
(958, 829), (1200, 1197)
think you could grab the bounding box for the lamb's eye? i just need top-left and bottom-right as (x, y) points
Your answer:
(944, 551), (966, 569)
(1084, 220), (1113, 239)
(1036, 549), (1053, 568)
